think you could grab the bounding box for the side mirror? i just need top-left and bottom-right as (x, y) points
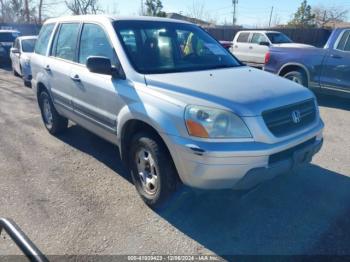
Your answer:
(259, 41), (270, 47)
(11, 48), (20, 54)
(86, 56), (113, 75)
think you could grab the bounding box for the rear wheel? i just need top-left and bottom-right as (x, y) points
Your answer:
(38, 90), (68, 135)
(283, 70), (308, 87)
(129, 132), (179, 208)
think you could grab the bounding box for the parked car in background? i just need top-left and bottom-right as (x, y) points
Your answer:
(231, 30), (313, 68)
(264, 28), (350, 97)
(31, 16), (324, 208)
(219, 40), (233, 50)
(10, 36), (37, 87)
(0, 30), (21, 63)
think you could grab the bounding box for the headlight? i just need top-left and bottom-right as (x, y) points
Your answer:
(185, 105), (252, 138)
(0, 46), (5, 52)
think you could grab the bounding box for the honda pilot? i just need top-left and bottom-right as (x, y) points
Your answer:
(31, 16), (324, 208)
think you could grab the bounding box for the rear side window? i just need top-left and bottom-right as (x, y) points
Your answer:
(54, 23), (80, 61)
(337, 30), (350, 51)
(35, 24), (55, 55)
(236, 32), (249, 43)
(78, 23), (117, 65)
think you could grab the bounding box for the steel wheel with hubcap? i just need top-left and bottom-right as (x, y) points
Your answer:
(129, 131), (180, 208)
(135, 148), (160, 195)
(284, 70), (307, 87)
(39, 90), (68, 135)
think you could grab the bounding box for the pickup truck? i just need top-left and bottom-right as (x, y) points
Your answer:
(264, 28), (350, 97)
(232, 30), (313, 68)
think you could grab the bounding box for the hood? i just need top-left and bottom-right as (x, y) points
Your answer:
(144, 67), (314, 117)
(273, 43), (314, 48)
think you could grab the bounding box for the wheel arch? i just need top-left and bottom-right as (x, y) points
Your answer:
(278, 63), (310, 86)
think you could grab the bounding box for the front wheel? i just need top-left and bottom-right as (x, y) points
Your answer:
(38, 90), (68, 135)
(283, 70), (308, 87)
(129, 132), (179, 208)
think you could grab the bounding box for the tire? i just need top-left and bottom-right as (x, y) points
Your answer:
(129, 132), (179, 208)
(38, 90), (68, 135)
(283, 70), (308, 87)
(24, 80), (31, 88)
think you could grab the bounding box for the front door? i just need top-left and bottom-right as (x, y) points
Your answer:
(249, 33), (269, 65)
(321, 30), (350, 92)
(70, 23), (125, 135)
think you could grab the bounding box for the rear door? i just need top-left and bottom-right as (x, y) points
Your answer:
(249, 33), (269, 65)
(232, 32), (251, 63)
(48, 22), (81, 112)
(70, 23), (125, 135)
(321, 30), (350, 92)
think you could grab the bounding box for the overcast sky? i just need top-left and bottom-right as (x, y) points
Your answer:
(46, 0), (350, 27)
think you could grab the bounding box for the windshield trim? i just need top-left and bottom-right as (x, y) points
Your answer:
(114, 20), (243, 75)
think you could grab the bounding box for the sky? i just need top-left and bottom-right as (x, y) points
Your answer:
(49, 0), (350, 27)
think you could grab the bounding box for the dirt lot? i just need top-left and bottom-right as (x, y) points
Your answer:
(0, 65), (350, 258)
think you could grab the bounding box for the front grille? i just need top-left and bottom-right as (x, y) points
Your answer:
(263, 99), (316, 137)
(269, 137), (316, 165)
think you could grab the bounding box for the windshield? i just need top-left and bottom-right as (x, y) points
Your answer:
(266, 33), (292, 44)
(21, 39), (36, 52)
(114, 21), (241, 74)
(0, 32), (20, 42)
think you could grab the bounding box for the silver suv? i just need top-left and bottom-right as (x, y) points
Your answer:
(31, 15), (324, 208)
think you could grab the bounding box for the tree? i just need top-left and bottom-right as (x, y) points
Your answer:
(65, 0), (101, 15)
(313, 5), (349, 28)
(288, 0), (316, 28)
(144, 0), (166, 17)
(186, 0), (205, 21)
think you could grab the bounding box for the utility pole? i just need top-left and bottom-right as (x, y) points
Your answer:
(268, 6), (274, 27)
(232, 0), (238, 26)
(141, 0), (144, 16)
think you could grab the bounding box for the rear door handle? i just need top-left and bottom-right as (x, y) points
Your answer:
(249, 46), (253, 49)
(44, 65), (51, 72)
(70, 74), (81, 82)
(331, 54), (342, 59)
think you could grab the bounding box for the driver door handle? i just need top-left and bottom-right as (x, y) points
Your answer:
(70, 74), (81, 82)
(44, 65), (51, 72)
(330, 54), (342, 59)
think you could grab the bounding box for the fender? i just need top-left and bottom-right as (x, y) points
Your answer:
(278, 62), (311, 85)
(116, 101), (184, 143)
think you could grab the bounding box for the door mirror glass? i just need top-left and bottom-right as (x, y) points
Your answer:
(11, 48), (20, 54)
(86, 56), (113, 75)
(259, 41), (270, 46)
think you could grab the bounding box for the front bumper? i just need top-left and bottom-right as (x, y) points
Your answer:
(164, 121), (324, 190)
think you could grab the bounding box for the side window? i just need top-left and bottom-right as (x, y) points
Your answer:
(337, 31), (350, 51)
(237, 32), (249, 43)
(35, 23), (55, 55)
(54, 23), (80, 61)
(251, 33), (268, 44)
(79, 23), (117, 65)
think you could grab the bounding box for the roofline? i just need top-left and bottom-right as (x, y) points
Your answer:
(44, 15), (193, 25)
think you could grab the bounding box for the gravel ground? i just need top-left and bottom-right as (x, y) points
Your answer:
(0, 65), (349, 258)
